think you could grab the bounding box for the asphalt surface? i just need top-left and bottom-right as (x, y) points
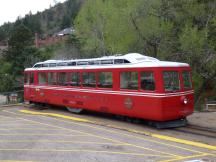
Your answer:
(0, 105), (215, 162)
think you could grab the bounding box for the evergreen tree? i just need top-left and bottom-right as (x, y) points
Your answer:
(61, 15), (71, 29)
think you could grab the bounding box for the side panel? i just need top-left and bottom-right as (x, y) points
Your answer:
(24, 66), (194, 121)
(28, 86), (163, 120)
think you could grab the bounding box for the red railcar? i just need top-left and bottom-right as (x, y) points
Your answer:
(24, 53), (194, 127)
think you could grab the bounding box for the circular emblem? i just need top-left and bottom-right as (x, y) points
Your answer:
(124, 98), (133, 109)
(40, 92), (45, 97)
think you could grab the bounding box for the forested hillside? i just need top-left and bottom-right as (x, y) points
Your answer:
(75, 0), (216, 107)
(0, 0), (84, 41)
(0, 0), (215, 108)
(0, 0), (84, 92)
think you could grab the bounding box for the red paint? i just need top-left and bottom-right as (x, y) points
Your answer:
(24, 66), (194, 122)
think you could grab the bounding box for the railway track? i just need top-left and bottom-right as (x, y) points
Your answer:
(174, 124), (216, 139)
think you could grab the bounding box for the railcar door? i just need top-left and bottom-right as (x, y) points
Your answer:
(29, 72), (36, 101)
(24, 72), (30, 100)
(35, 72), (47, 103)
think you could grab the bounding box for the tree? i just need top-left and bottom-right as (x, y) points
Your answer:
(5, 24), (33, 75)
(61, 15), (71, 29)
(75, 0), (174, 57)
(75, 0), (109, 56)
(75, 0), (216, 107)
(22, 12), (43, 34)
(0, 22), (13, 42)
(0, 60), (14, 92)
(1, 23), (54, 92)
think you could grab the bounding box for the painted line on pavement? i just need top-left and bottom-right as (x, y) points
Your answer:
(159, 153), (212, 162)
(0, 133), (86, 136)
(5, 110), (181, 158)
(0, 148), (172, 158)
(0, 160), (35, 162)
(19, 109), (216, 151)
(0, 140), (127, 145)
(20, 110), (89, 122)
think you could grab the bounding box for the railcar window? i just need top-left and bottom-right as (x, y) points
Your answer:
(120, 72), (138, 90)
(48, 72), (57, 85)
(82, 72), (96, 87)
(77, 61), (88, 65)
(42, 64), (49, 67)
(163, 71), (180, 91)
(30, 73), (34, 84)
(89, 61), (100, 65)
(182, 71), (192, 89)
(68, 62), (76, 66)
(24, 73), (29, 84)
(91, 61), (100, 65)
(98, 72), (113, 88)
(58, 62), (67, 66)
(57, 72), (67, 86)
(101, 60), (113, 64)
(34, 64), (42, 68)
(114, 59), (130, 64)
(141, 72), (155, 91)
(69, 72), (80, 86)
(49, 63), (56, 67)
(38, 73), (47, 84)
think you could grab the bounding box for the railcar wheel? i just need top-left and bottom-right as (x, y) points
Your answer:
(66, 107), (83, 114)
(33, 102), (47, 110)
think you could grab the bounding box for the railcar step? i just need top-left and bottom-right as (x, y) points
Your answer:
(147, 118), (187, 129)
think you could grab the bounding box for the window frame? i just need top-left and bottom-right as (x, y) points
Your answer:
(68, 72), (81, 87)
(82, 72), (96, 88)
(38, 72), (47, 85)
(24, 72), (30, 85)
(48, 72), (57, 85)
(163, 71), (180, 92)
(120, 71), (139, 91)
(140, 71), (156, 91)
(182, 71), (192, 90)
(30, 72), (34, 85)
(57, 72), (68, 86)
(98, 71), (113, 89)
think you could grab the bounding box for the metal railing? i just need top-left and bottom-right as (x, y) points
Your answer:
(0, 90), (24, 105)
(205, 100), (216, 111)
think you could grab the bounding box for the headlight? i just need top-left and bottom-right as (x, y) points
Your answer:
(183, 98), (188, 104)
(181, 96), (189, 105)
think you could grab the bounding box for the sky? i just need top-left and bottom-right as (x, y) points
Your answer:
(0, 0), (66, 25)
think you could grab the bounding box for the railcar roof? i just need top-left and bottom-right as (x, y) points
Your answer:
(25, 53), (189, 71)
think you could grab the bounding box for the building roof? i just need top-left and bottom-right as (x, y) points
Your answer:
(55, 27), (75, 36)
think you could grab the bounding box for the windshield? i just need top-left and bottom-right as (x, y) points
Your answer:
(182, 71), (192, 89)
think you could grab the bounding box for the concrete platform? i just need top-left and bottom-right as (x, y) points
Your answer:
(187, 111), (216, 129)
(0, 106), (215, 162)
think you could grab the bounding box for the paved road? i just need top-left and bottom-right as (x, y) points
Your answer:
(0, 106), (215, 162)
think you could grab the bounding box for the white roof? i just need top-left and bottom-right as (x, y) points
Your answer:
(25, 53), (189, 71)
